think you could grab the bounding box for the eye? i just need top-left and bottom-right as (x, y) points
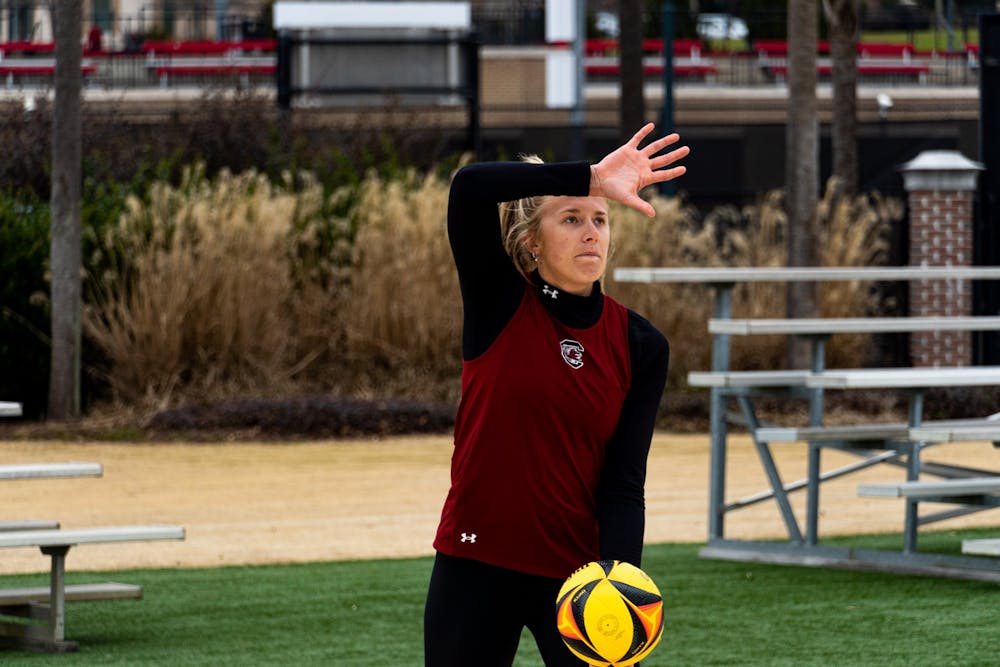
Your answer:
(563, 215), (579, 224)
(594, 216), (607, 226)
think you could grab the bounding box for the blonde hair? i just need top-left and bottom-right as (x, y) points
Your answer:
(499, 154), (547, 278)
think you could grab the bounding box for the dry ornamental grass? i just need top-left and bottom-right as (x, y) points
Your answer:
(80, 165), (901, 415)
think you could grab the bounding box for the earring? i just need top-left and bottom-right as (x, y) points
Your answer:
(530, 252), (538, 262)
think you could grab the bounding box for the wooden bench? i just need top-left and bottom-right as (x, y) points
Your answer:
(0, 525), (185, 652)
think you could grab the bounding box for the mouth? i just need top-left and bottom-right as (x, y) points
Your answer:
(577, 252), (602, 259)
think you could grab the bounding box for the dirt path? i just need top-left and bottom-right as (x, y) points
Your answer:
(1, 433), (998, 574)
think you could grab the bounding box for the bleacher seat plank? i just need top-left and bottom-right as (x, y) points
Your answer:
(754, 417), (999, 444)
(0, 525), (184, 548)
(0, 402), (22, 417)
(909, 422), (1000, 443)
(755, 423), (910, 443)
(0, 583), (142, 606)
(0, 521), (59, 532)
(857, 477), (1000, 498)
(687, 369), (812, 388)
(709, 315), (1000, 336)
(962, 539), (1000, 557)
(0, 463), (102, 481)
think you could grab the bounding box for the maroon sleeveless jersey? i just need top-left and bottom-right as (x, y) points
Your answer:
(434, 286), (632, 579)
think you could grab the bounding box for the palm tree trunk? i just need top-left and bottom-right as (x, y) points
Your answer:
(825, 0), (859, 196)
(49, 0), (83, 420)
(619, 0), (646, 142)
(785, 0), (819, 369)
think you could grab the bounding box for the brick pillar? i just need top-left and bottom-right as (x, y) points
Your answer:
(901, 150), (984, 367)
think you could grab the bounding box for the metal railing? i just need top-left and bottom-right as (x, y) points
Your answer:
(0, 5), (987, 92)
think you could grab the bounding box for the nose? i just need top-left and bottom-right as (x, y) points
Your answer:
(582, 219), (600, 242)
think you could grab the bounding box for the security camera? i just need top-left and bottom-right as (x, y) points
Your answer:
(876, 93), (893, 120)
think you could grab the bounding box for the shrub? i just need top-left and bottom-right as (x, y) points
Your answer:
(0, 190), (51, 417)
(339, 168), (462, 401)
(78, 164), (900, 414)
(83, 164), (346, 406)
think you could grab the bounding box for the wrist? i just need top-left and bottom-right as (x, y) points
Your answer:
(589, 165), (604, 197)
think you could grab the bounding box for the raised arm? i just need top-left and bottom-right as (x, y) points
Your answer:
(447, 160), (591, 360)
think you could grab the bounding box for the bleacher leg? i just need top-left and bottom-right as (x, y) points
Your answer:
(707, 284), (734, 541)
(806, 336), (827, 545)
(903, 392), (925, 554)
(38, 545), (76, 651)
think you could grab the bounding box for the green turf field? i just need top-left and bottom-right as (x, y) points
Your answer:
(2, 529), (998, 665)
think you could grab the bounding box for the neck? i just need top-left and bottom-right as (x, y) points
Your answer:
(536, 268), (594, 297)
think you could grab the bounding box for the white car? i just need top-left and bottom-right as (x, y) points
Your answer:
(595, 11), (619, 38)
(696, 13), (749, 41)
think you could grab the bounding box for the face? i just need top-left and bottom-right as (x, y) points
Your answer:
(527, 196), (610, 296)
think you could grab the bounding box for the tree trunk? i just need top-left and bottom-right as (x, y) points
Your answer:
(619, 0), (645, 142)
(825, 0), (859, 196)
(785, 0), (819, 369)
(49, 0), (83, 420)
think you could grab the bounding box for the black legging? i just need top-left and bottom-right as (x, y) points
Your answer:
(424, 552), (587, 667)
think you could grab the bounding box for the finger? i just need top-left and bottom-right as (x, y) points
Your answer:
(649, 145), (690, 169)
(641, 133), (681, 156)
(623, 194), (656, 217)
(627, 123), (656, 149)
(649, 165), (687, 183)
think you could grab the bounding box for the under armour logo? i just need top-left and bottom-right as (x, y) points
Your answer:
(542, 285), (559, 299)
(460, 532), (477, 543)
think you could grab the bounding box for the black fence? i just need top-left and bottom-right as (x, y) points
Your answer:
(3, 3), (997, 47)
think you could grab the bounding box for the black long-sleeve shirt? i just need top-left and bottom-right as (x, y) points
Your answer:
(446, 160), (669, 566)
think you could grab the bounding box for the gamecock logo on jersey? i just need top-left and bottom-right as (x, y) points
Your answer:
(560, 339), (585, 369)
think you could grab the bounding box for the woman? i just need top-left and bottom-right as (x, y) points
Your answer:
(425, 124), (689, 666)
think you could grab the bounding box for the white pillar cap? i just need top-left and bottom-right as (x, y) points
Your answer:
(900, 150), (984, 192)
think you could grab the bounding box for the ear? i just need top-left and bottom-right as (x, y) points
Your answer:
(522, 236), (541, 255)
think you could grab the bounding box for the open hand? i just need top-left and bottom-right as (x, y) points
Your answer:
(589, 123), (690, 217)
